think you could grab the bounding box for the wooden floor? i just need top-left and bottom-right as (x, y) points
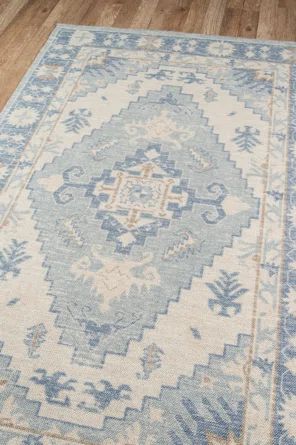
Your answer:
(0, 0), (296, 110)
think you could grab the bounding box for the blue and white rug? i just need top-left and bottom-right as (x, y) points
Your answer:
(0, 25), (295, 445)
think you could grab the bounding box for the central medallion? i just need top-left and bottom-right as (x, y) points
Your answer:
(28, 86), (259, 367)
(53, 144), (227, 253)
(88, 144), (190, 253)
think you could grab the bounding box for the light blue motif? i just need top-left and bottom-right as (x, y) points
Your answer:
(145, 69), (174, 81)
(191, 327), (201, 339)
(30, 369), (77, 406)
(52, 143), (228, 254)
(260, 261), (279, 277)
(177, 71), (203, 84)
(22, 436), (43, 445)
(78, 380), (132, 412)
(232, 126), (261, 152)
(24, 324), (47, 359)
(137, 343), (164, 380)
(198, 65), (272, 121)
(69, 56), (150, 102)
(0, 239), (30, 280)
(62, 108), (92, 133)
(0, 333), (250, 444)
(207, 270), (248, 317)
(252, 357), (273, 376)
(204, 88), (217, 102)
(95, 334), (251, 444)
(6, 297), (20, 306)
(267, 190), (283, 201)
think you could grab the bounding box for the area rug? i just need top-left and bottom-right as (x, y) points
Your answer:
(0, 24), (295, 445)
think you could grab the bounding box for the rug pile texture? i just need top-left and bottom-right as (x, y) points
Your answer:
(0, 25), (296, 445)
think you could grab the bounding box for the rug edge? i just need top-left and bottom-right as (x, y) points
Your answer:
(1, 23), (296, 124)
(0, 24), (60, 122)
(55, 22), (296, 47)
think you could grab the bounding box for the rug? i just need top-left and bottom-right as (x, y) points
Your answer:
(0, 24), (295, 445)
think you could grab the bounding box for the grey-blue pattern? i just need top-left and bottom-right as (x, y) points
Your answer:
(0, 25), (295, 445)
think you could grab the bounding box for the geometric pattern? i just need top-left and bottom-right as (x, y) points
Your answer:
(54, 143), (198, 254)
(27, 85), (258, 369)
(0, 25), (295, 445)
(55, 142), (228, 254)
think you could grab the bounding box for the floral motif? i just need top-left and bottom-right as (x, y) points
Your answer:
(70, 249), (160, 312)
(24, 324), (47, 359)
(7, 107), (39, 127)
(245, 46), (256, 59)
(0, 239), (30, 280)
(208, 41), (234, 57)
(30, 369), (76, 406)
(232, 126), (261, 153)
(204, 88), (218, 102)
(70, 30), (95, 46)
(137, 343), (164, 380)
(138, 36), (162, 50)
(62, 108), (92, 133)
(207, 270), (248, 317)
(36, 64), (63, 80)
(78, 380), (132, 412)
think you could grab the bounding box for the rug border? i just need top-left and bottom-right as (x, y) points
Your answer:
(0, 26), (59, 125)
(55, 22), (296, 46)
(1, 23), (296, 125)
(0, 23), (295, 443)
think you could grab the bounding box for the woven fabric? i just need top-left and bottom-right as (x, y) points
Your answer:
(0, 25), (295, 445)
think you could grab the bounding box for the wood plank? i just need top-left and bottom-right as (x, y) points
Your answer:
(38, 0), (95, 30)
(220, 7), (242, 37)
(0, 0), (29, 35)
(80, 0), (107, 25)
(238, 8), (259, 39)
(243, 0), (261, 11)
(113, 0), (142, 28)
(257, 0), (277, 39)
(96, 0), (123, 26)
(0, 0), (11, 16)
(161, 0), (193, 32)
(0, 0), (60, 65)
(149, 0), (173, 30)
(226, 0), (243, 7)
(0, 0), (95, 109)
(149, 0), (192, 31)
(284, 0), (296, 41)
(274, 6), (287, 41)
(0, 0), (94, 63)
(49, 0), (95, 26)
(201, 0), (227, 35)
(183, 0), (210, 33)
(130, 0), (159, 28)
(0, 66), (26, 110)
